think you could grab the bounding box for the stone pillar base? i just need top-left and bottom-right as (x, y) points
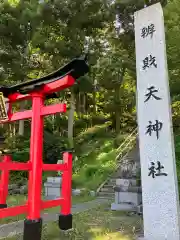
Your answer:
(111, 203), (135, 211)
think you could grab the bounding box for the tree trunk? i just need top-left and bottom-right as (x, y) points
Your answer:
(83, 94), (86, 114)
(80, 93), (86, 114)
(93, 75), (97, 115)
(115, 86), (121, 134)
(68, 90), (76, 149)
(79, 93), (82, 118)
(18, 101), (25, 136)
(8, 124), (13, 138)
(114, 67), (126, 135)
(76, 92), (81, 116)
(93, 90), (97, 115)
(18, 41), (29, 136)
(13, 123), (16, 136)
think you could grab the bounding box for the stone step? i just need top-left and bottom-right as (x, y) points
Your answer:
(117, 160), (134, 164)
(97, 196), (114, 200)
(113, 171), (121, 175)
(96, 143), (140, 195)
(103, 184), (115, 188)
(100, 188), (114, 193)
(118, 157), (135, 162)
(98, 192), (114, 197)
(107, 181), (116, 185)
(108, 177), (116, 180)
(108, 178), (117, 181)
(109, 180), (118, 183)
(112, 174), (121, 178)
(111, 203), (136, 211)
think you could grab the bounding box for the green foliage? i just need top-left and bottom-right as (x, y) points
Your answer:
(43, 131), (68, 164)
(175, 135), (180, 192)
(5, 131), (68, 183)
(72, 125), (128, 190)
(6, 135), (30, 151)
(75, 122), (112, 145)
(84, 165), (98, 178)
(1, 0), (176, 190)
(12, 150), (29, 162)
(10, 150), (29, 184)
(172, 101), (180, 132)
(0, 0), (42, 82)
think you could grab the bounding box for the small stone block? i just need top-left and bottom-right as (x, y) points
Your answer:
(90, 191), (96, 197)
(72, 189), (81, 196)
(47, 177), (62, 184)
(116, 179), (137, 187)
(111, 203), (135, 211)
(44, 195), (57, 200)
(118, 192), (141, 206)
(116, 179), (130, 187)
(44, 181), (61, 199)
(115, 192), (119, 204)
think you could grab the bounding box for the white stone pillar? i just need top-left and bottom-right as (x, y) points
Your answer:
(135, 3), (180, 240)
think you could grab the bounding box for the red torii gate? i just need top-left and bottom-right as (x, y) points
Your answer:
(0, 57), (89, 240)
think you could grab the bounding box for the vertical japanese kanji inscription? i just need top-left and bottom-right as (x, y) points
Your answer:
(135, 3), (180, 240)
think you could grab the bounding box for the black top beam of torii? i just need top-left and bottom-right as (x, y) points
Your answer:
(0, 56), (89, 98)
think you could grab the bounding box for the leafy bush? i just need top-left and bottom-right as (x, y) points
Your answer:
(91, 115), (109, 125)
(9, 149), (30, 184)
(43, 131), (68, 163)
(174, 135), (180, 194)
(84, 165), (98, 178)
(73, 115), (110, 136)
(172, 101), (180, 133)
(12, 149), (29, 162)
(6, 131), (69, 164)
(5, 131), (68, 183)
(5, 134), (29, 151)
(76, 122), (112, 144)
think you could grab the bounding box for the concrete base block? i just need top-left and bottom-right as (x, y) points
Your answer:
(72, 189), (81, 196)
(47, 177), (62, 184)
(116, 179), (137, 187)
(44, 195), (57, 200)
(111, 203), (135, 211)
(114, 191), (142, 206)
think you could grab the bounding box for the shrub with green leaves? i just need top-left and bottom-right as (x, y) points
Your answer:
(43, 131), (68, 164)
(5, 131), (68, 183)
